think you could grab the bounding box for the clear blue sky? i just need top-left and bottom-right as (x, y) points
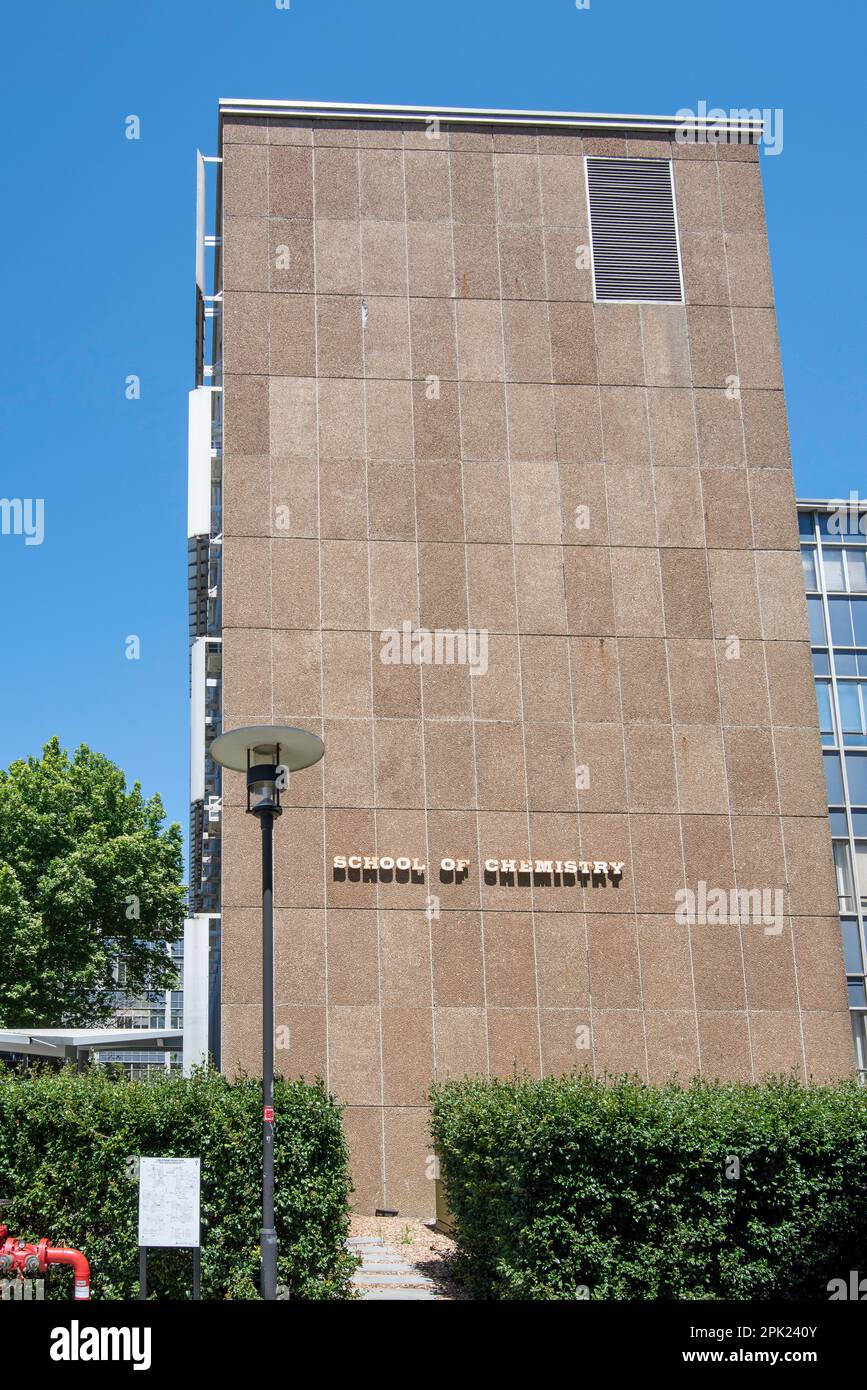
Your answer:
(0, 0), (863, 849)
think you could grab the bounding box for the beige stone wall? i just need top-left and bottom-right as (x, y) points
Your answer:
(217, 113), (852, 1216)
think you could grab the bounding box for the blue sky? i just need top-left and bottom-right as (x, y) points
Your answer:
(0, 0), (863, 846)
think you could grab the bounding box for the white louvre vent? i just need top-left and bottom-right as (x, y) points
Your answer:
(586, 157), (683, 304)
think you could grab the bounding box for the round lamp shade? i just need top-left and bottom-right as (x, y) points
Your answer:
(210, 724), (325, 774)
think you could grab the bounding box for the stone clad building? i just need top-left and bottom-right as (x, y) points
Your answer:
(186, 100), (854, 1214)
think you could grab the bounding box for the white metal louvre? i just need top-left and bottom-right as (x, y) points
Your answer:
(586, 157), (683, 303)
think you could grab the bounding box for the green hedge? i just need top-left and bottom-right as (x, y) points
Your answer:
(0, 1067), (356, 1299)
(430, 1074), (867, 1300)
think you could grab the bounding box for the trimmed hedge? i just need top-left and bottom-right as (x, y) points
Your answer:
(430, 1074), (867, 1300)
(0, 1067), (356, 1299)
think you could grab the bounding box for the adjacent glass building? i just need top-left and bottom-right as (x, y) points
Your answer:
(93, 943), (184, 1077)
(800, 499), (867, 1078)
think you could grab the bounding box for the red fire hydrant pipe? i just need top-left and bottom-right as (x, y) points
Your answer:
(0, 1227), (91, 1299)
(43, 1245), (91, 1300)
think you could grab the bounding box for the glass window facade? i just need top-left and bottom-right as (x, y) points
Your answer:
(94, 942), (183, 1077)
(800, 503), (867, 1079)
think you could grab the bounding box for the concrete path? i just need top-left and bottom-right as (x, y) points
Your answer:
(348, 1236), (438, 1301)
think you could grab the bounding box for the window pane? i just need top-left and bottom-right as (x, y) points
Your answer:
(853, 1013), (867, 1078)
(834, 840), (856, 910)
(835, 651), (858, 675)
(815, 681), (835, 734)
(823, 549), (846, 590)
(842, 919), (863, 973)
(830, 810), (849, 835)
(812, 650), (830, 675)
(852, 811), (867, 836)
(829, 597), (854, 645)
(856, 841), (867, 900)
(845, 753), (867, 804)
(801, 546), (817, 589)
(808, 597), (826, 645)
(838, 683), (864, 734)
(846, 548), (867, 592)
(824, 752), (844, 803)
(799, 512), (815, 538)
(848, 980), (867, 1008)
(852, 599), (867, 646)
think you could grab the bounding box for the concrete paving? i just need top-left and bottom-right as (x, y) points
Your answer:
(347, 1236), (438, 1301)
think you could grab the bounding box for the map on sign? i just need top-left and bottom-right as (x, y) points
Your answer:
(138, 1157), (201, 1248)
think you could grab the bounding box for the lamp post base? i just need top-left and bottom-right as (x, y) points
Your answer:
(261, 1227), (278, 1301)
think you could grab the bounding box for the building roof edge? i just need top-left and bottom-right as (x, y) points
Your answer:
(217, 97), (766, 135)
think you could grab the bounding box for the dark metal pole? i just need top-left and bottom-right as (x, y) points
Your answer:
(260, 808), (277, 1301)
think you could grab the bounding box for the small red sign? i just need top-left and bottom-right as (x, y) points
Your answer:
(263, 1106), (274, 1122)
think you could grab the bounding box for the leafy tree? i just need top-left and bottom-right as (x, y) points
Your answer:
(0, 736), (186, 1027)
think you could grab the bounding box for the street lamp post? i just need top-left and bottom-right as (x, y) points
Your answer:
(210, 724), (324, 1301)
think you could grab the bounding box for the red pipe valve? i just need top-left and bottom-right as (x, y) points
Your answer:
(0, 1225), (90, 1299)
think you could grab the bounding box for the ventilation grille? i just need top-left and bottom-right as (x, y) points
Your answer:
(586, 158), (683, 304)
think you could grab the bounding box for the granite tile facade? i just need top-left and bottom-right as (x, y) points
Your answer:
(216, 110), (853, 1215)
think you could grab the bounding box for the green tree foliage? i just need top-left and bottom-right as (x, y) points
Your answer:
(0, 1067), (356, 1299)
(431, 1074), (867, 1300)
(0, 737), (185, 1026)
